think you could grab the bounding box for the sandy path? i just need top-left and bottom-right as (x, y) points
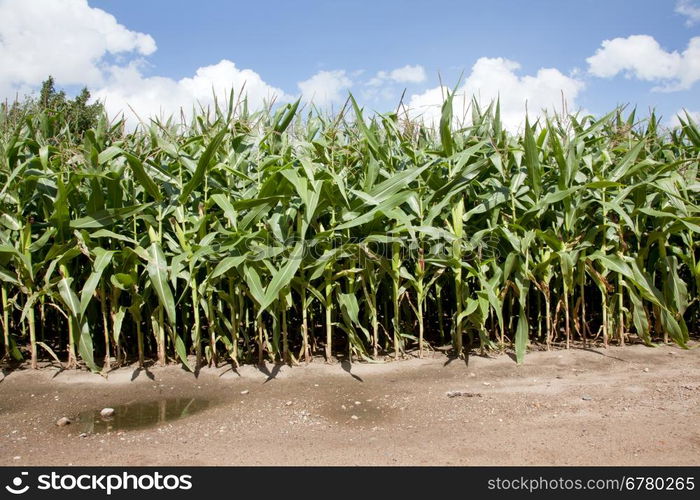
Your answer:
(0, 343), (698, 466)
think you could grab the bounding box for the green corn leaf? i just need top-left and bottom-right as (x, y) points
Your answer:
(524, 117), (542, 199)
(146, 242), (176, 325)
(179, 128), (228, 204)
(515, 309), (528, 364)
(259, 241), (304, 314)
(79, 248), (114, 315)
(122, 152), (162, 201)
(440, 91), (454, 157)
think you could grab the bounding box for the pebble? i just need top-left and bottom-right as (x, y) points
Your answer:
(446, 391), (482, 398)
(285, 401), (293, 406)
(13, 456), (20, 460)
(642, 368), (649, 373)
(240, 390), (249, 395)
(79, 433), (87, 438)
(581, 395), (592, 401)
(350, 415), (359, 420)
(354, 401), (361, 405)
(483, 382), (491, 386)
(56, 417), (72, 427)
(100, 408), (115, 418)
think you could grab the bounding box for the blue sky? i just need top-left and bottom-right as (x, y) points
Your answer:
(1, 0), (699, 129)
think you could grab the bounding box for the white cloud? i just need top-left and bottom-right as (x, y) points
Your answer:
(297, 70), (352, 107)
(0, 0), (292, 126)
(668, 109), (700, 127)
(676, 0), (700, 26)
(0, 0), (155, 95)
(367, 64), (427, 87)
(94, 60), (291, 126)
(586, 35), (700, 91)
(406, 57), (584, 132)
(388, 65), (427, 83)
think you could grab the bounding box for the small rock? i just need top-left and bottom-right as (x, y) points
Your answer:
(13, 456), (20, 460)
(446, 391), (482, 398)
(79, 433), (88, 438)
(581, 395), (592, 401)
(100, 408), (115, 418)
(642, 368), (649, 373)
(285, 401), (293, 406)
(468, 372), (476, 378)
(350, 415), (359, 420)
(240, 390), (249, 395)
(483, 382), (491, 386)
(56, 417), (72, 427)
(354, 401), (361, 405)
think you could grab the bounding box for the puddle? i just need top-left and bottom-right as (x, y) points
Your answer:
(77, 398), (211, 433)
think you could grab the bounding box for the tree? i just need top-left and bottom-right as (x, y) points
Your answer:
(38, 76), (104, 136)
(1, 75), (104, 138)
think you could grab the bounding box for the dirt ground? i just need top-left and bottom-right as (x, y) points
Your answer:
(0, 343), (698, 466)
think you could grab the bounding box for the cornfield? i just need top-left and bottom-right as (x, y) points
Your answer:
(1, 93), (698, 373)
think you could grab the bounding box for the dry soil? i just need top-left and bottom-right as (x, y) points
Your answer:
(0, 343), (698, 466)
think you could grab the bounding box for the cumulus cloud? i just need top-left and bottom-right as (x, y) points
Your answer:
(0, 0), (293, 126)
(367, 65), (427, 87)
(390, 65), (427, 83)
(406, 57), (584, 132)
(0, 0), (155, 94)
(586, 35), (700, 91)
(297, 70), (352, 107)
(94, 60), (291, 126)
(676, 0), (700, 26)
(668, 109), (700, 127)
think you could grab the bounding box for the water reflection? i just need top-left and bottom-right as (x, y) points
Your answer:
(77, 398), (210, 433)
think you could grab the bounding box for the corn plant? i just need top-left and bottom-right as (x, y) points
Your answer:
(0, 93), (697, 373)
